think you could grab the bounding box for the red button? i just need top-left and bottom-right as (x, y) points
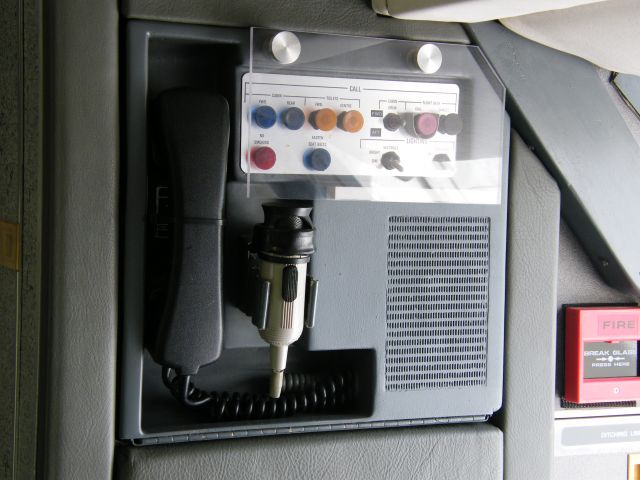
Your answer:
(414, 113), (439, 139)
(252, 147), (276, 170)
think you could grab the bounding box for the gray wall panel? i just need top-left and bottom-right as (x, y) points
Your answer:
(557, 221), (634, 309)
(466, 21), (640, 297)
(115, 424), (502, 480)
(500, 131), (560, 480)
(42, 0), (119, 478)
(554, 453), (628, 480)
(121, 0), (469, 44)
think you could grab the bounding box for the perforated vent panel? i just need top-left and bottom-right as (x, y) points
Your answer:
(385, 216), (490, 391)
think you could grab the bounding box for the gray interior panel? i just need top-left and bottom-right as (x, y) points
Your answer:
(121, 0), (469, 44)
(613, 73), (640, 119)
(605, 70), (640, 146)
(115, 423), (502, 480)
(467, 21), (640, 297)
(500, 131), (560, 480)
(42, 0), (119, 478)
(554, 453), (628, 480)
(557, 222), (636, 311)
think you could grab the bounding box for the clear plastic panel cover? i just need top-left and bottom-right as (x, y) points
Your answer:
(241, 28), (506, 204)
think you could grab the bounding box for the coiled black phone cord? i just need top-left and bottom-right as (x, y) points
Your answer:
(162, 367), (353, 421)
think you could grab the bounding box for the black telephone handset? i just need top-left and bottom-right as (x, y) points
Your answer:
(146, 88), (228, 375)
(147, 89), (353, 416)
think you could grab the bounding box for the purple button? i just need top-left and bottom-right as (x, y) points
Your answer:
(414, 113), (439, 139)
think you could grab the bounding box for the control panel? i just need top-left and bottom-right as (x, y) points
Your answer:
(241, 72), (461, 178)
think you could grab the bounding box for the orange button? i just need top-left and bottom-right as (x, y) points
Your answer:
(338, 110), (364, 133)
(310, 108), (337, 131)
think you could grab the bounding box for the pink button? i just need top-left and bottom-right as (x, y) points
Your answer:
(414, 113), (439, 139)
(252, 147), (276, 170)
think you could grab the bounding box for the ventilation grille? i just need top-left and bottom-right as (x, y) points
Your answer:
(560, 399), (636, 409)
(385, 216), (490, 391)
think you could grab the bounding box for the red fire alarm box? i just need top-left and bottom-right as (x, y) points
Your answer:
(565, 306), (640, 404)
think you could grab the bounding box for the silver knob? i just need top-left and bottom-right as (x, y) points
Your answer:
(270, 31), (301, 65)
(416, 44), (442, 74)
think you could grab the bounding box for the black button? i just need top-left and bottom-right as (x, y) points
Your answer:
(438, 113), (463, 135)
(282, 107), (305, 130)
(381, 151), (403, 172)
(383, 113), (404, 132)
(305, 148), (332, 171)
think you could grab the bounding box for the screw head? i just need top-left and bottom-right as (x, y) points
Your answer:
(416, 44), (443, 74)
(271, 31), (301, 65)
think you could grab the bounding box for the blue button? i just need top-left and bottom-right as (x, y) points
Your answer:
(254, 106), (277, 129)
(282, 107), (305, 130)
(305, 148), (331, 171)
